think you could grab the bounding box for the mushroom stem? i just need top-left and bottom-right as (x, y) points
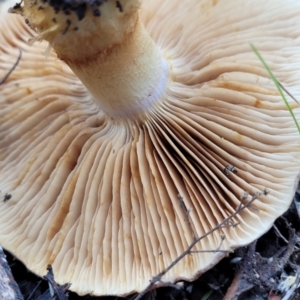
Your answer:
(12, 0), (169, 119)
(70, 20), (169, 119)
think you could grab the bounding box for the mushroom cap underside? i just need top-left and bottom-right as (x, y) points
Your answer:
(1, 0), (300, 296)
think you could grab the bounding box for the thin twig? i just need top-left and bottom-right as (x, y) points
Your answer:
(134, 190), (268, 300)
(190, 249), (230, 254)
(178, 194), (197, 241)
(0, 49), (22, 85)
(223, 268), (244, 300)
(26, 280), (42, 300)
(274, 224), (289, 245)
(273, 223), (300, 251)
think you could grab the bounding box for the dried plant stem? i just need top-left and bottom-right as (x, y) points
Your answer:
(223, 268), (243, 300)
(134, 190), (269, 300)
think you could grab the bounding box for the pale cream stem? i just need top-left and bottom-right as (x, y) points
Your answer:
(11, 0), (169, 119)
(64, 20), (169, 119)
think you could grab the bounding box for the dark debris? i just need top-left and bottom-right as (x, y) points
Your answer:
(36, 265), (71, 300)
(14, 0), (125, 22)
(3, 193), (12, 202)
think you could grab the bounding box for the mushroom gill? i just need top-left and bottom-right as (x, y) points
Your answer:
(0, 0), (300, 296)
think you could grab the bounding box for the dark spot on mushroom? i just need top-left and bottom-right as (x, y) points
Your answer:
(62, 19), (71, 35)
(3, 193), (11, 202)
(11, 1), (21, 11)
(75, 3), (87, 21)
(52, 18), (57, 23)
(73, 27), (79, 31)
(93, 8), (101, 17)
(25, 18), (29, 24)
(116, 1), (123, 12)
(40, 0), (107, 18)
(38, 5), (44, 10)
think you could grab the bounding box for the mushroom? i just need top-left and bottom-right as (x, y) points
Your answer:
(1, 0), (300, 296)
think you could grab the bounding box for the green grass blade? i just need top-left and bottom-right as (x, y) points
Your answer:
(200, 289), (214, 300)
(250, 44), (300, 135)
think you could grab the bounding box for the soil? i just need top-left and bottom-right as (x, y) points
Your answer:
(4, 186), (300, 300)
